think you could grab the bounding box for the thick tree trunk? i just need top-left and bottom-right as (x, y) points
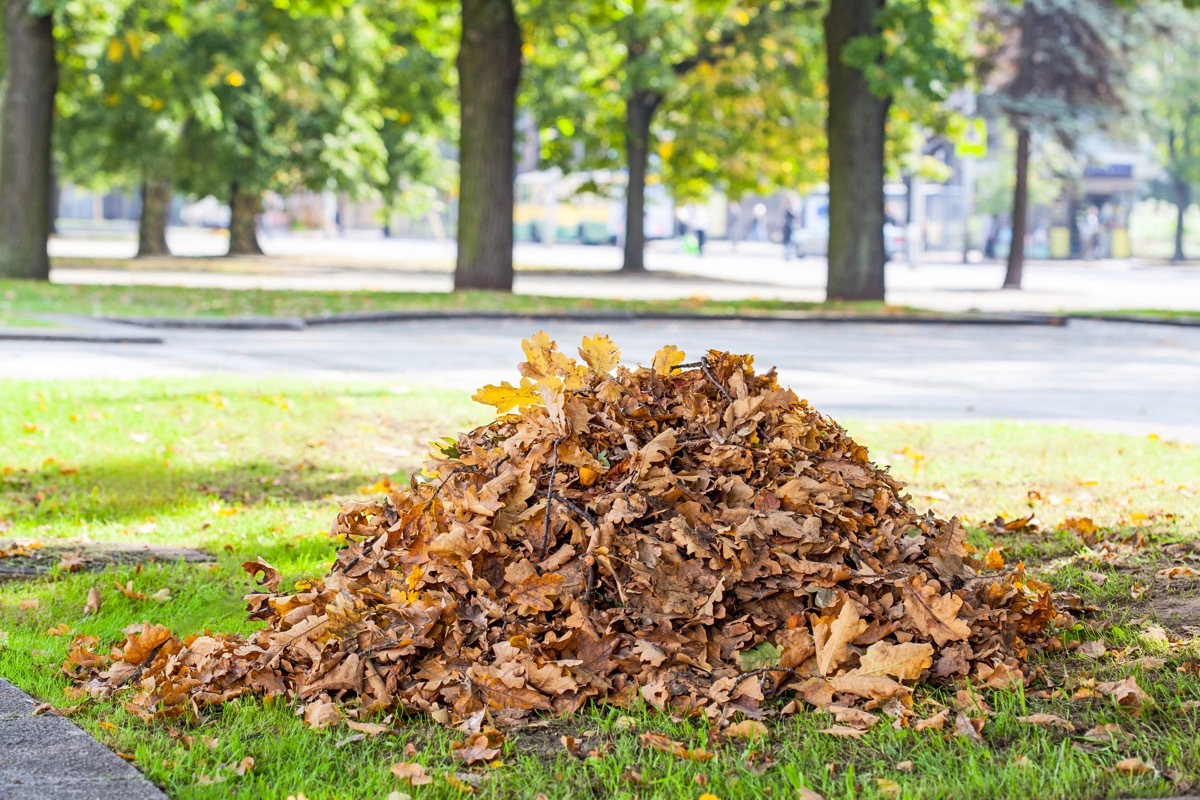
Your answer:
(824, 0), (887, 302)
(1003, 124), (1030, 289)
(454, 0), (522, 292)
(1173, 179), (1189, 263)
(0, 0), (57, 280)
(622, 91), (661, 274)
(227, 181), (264, 256)
(137, 180), (173, 257)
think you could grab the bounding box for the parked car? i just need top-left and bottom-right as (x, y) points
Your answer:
(789, 184), (908, 261)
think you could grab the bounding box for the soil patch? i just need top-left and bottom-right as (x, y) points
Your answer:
(0, 539), (213, 582)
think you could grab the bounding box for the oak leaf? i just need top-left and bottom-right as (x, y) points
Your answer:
(651, 345), (685, 376)
(1017, 713), (1075, 731)
(901, 578), (971, 646)
(452, 733), (501, 765)
(812, 601), (867, 677)
(506, 573), (565, 614)
(855, 641), (934, 681)
(578, 335), (621, 375)
(472, 381), (542, 414)
(242, 558), (281, 592)
(390, 761), (432, 786)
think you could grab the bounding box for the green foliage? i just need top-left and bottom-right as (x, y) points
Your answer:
(522, 1), (827, 200)
(1134, 5), (1200, 195)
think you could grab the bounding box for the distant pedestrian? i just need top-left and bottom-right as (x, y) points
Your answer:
(1079, 206), (1101, 260)
(752, 203), (767, 241)
(690, 204), (709, 256)
(782, 199), (798, 261)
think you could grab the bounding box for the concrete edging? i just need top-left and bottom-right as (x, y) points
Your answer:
(98, 310), (1071, 330)
(0, 678), (166, 799)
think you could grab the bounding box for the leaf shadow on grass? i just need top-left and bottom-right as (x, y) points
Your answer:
(2, 458), (399, 530)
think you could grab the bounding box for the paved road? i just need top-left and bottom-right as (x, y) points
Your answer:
(48, 230), (1200, 313)
(6, 317), (1199, 441)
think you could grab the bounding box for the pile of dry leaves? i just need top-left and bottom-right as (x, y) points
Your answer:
(67, 334), (1070, 729)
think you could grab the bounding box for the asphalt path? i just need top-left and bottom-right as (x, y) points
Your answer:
(5, 317), (1199, 442)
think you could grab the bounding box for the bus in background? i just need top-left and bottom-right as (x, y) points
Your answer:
(515, 169), (675, 245)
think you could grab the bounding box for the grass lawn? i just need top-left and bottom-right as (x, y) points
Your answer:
(1071, 309), (1200, 323)
(0, 279), (913, 329)
(1, 379), (1198, 799)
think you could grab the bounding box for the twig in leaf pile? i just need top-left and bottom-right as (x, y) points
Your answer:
(538, 439), (561, 559)
(548, 490), (598, 530)
(699, 355), (733, 401)
(738, 666), (798, 697)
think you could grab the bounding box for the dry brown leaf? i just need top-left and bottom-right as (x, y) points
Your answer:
(813, 601), (867, 677)
(1114, 757), (1155, 775)
(84, 587), (102, 616)
(451, 733), (501, 765)
(914, 709), (949, 731)
(819, 725), (868, 738)
(954, 714), (985, 744)
(724, 720), (769, 740)
(1077, 640), (1106, 658)
(1096, 676), (1152, 714)
(242, 558), (281, 592)
(390, 761), (432, 786)
(1016, 713), (1075, 731)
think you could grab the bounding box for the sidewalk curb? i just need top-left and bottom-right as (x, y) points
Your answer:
(100, 310), (1070, 330)
(0, 678), (167, 799)
(1067, 313), (1200, 328)
(0, 331), (164, 344)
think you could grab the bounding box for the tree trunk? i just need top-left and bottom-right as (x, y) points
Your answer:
(622, 91), (661, 273)
(824, 0), (887, 302)
(227, 180), (264, 256)
(0, 0), (57, 281)
(454, 0), (522, 292)
(137, 179), (173, 257)
(1173, 179), (1189, 263)
(1003, 124), (1030, 289)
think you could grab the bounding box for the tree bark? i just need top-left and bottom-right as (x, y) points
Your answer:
(824, 0), (888, 302)
(622, 91), (662, 273)
(454, 0), (522, 292)
(0, 0), (57, 280)
(1173, 178), (1189, 263)
(227, 180), (264, 256)
(137, 180), (173, 257)
(1003, 124), (1030, 289)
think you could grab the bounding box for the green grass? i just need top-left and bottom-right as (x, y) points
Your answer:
(2, 380), (1199, 799)
(0, 279), (914, 328)
(1071, 308), (1200, 323)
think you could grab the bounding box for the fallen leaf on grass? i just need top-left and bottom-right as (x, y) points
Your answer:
(302, 699), (342, 729)
(1114, 757), (1155, 775)
(1097, 676), (1152, 714)
(914, 709), (949, 731)
(235, 756), (255, 776)
(390, 762), (432, 786)
(113, 581), (147, 601)
(345, 720), (390, 736)
(797, 789), (825, 800)
(445, 772), (480, 793)
(18, 599), (38, 610)
(954, 714), (985, 744)
(1016, 714), (1075, 731)
(1083, 724), (1124, 741)
(1140, 625), (1170, 644)
(896, 760), (913, 772)
(1157, 566), (1198, 580)
(57, 553), (84, 573)
(876, 778), (901, 797)
(827, 705), (879, 730)
(638, 731), (714, 761)
(856, 641), (934, 681)
(84, 587), (101, 616)
(1077, 640), (1106, 658)
(44, 623), (70, 637)
(724, 720), (768, 740)
(819, 725), (868, 738)
(451, 733), (501, 765)
(1130, 583), (1149, 600)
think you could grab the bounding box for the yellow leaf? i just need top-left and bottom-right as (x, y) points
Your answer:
(472, 381), (542, 414)
(106, 39), (124, 62)
(225, 70), (246, 87)
(983, 548), (1005, 570)
(652, 345), (685, 376)
(578, 466), (599, 487)
(578, 334), (620, 375)
(855, 641), (934, 681)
